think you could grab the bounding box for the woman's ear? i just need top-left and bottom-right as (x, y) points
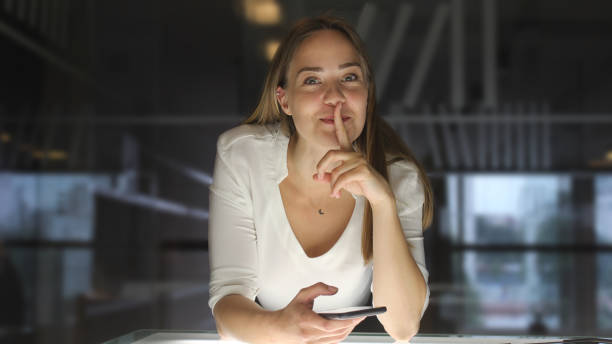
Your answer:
(276, 86), (290, 115)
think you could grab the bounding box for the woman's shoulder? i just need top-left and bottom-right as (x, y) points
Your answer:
(386, 156), (424, 207)
(386, 156), (419, 177)
(216, 123), (282, 152)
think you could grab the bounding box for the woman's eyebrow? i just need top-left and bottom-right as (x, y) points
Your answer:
(296, 62), (361, 77)
(296, 66), (323, 77)
(339, 62), (361, 69)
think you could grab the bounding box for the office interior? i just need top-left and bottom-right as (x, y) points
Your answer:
(0, 0), (611, 343)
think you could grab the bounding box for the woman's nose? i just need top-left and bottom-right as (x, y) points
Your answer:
(323, 83), (346, 105)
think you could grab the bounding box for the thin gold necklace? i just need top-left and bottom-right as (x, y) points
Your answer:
(301, 187), (336, 216)
(305, 193), (332, 215)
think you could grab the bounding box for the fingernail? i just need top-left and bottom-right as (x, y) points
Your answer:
(328, 286), (338, 292)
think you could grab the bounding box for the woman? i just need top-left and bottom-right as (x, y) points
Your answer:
(208, 15), (433, 343)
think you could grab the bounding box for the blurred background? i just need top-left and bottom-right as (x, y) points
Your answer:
(1, 0), (611, 343)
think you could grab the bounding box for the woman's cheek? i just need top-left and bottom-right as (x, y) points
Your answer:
(345, 86), (367, 102)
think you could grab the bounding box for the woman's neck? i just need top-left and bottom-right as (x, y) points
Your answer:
(287, 134), (333, 193)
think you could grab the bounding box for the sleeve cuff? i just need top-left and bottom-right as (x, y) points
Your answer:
(209, 285), (258, 313)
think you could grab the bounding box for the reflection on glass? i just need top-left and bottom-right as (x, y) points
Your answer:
(460, 252), (562, 332)
(0, 174), (112, 241)
(3, 247), (93, 335)
(433, 175), (585, 334)
(462, 175), (572, 245)
(598, 253), (612, 330)
(595, 175), (612, 244)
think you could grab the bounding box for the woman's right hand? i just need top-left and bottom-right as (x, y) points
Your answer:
(272, 282), (365, 344)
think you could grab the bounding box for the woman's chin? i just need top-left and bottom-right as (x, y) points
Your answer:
(298, 130), (353, 151)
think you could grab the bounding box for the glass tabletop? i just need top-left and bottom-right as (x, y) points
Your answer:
(103, 330), (612, 344)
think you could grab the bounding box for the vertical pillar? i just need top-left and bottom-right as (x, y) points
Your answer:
(571, 177), (595, 334)
(450, 0), (465, 111)
(483, 0), (497, 110)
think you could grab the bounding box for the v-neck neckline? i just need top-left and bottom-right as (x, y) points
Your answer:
(274, 131), (361, 260)
(277, 184), (361, 260)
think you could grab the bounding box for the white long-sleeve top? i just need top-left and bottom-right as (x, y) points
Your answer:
(208, 123), (429, 314)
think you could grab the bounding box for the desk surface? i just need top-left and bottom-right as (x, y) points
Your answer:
(103, 330), (611, 344)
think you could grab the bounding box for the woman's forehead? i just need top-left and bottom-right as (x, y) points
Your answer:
(288, 30), (361, 73)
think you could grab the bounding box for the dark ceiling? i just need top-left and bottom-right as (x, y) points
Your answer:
(0, 0), (611, 172)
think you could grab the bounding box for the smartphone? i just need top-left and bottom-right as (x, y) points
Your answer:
(318, 306), (387, 320)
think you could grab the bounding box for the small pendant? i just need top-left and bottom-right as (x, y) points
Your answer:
(318, 209), (325, 215)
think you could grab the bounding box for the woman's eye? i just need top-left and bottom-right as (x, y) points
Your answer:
(304, 77), (320, 85)
(343, 74), (358, 82)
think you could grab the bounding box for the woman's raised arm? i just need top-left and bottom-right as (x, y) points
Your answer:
(370, 161), (428, 341)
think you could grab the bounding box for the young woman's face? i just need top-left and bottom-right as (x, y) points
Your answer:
(278, 29), (368, 150)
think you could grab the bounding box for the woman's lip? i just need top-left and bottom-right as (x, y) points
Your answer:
(320, 118), (350, 124)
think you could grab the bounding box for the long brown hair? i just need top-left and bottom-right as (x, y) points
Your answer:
(244, 15), (433, 263)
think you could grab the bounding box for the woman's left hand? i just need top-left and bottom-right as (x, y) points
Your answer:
(314, 103), (394, 207)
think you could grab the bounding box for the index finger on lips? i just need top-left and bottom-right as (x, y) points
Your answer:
(333, 102), (352, 151)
